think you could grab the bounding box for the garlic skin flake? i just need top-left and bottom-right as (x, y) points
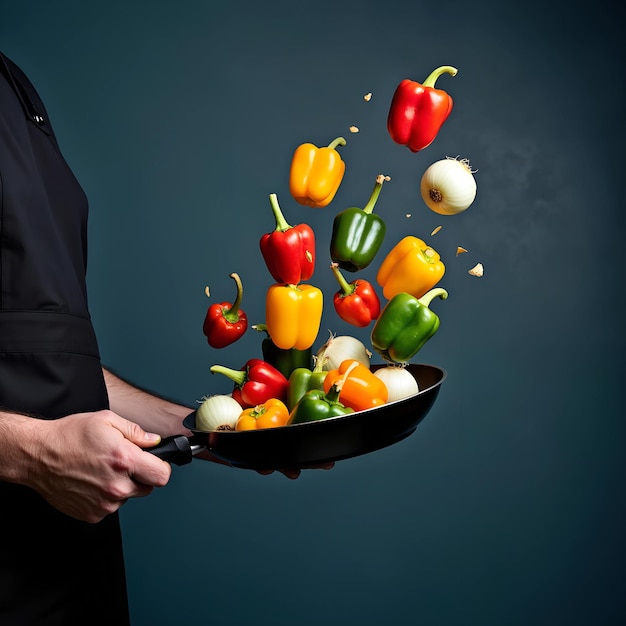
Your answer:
(468, 263), (484, 277)
(420, 157), (477, 216)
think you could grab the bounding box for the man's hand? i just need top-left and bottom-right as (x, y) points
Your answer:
(25, 410), (171, 523)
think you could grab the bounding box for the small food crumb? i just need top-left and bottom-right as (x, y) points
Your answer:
(456, 246), (468, 256)
(405, 213), (412, 218)
(349, 126), (359, 133)
(468, 263), (484, 277)
(364, 92), (372, 101)
(204, 286), (211, 297)
(431, 226), (442, 236)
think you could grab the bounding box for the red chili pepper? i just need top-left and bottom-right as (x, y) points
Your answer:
(259, 193), (315, 285)
(330, 262), (380, 328)
(387, 65), (457, 153)
(209, 358), (289, 408)
(202, 273), (248, 348)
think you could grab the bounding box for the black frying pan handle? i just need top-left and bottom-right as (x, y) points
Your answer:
(147, 435), (194, 465)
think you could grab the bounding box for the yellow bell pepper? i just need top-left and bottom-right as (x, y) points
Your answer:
(376, 236), (445, 300)
(265, 283), (323, 350)
(322, 359), (388, 412)
(289, 137), (346, 208)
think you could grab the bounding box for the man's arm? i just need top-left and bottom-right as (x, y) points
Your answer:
(102, 367), (193, 438)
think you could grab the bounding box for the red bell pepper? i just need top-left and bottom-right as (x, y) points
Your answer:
(209, 358), (289, 407)
(330, 262), (380, 327)
(259, 193), (315, 285)
(387, 65), (457, 153)
(202, 273), (248, 348)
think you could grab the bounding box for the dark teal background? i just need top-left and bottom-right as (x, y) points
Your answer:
(2, 0), (624, 624)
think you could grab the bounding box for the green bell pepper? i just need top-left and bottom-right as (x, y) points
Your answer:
(286, 358), (328, 411)
(253, 323), (312, 378)
(288, 383), (354, 424)
(330, 174), (387, 272)
(370, 287), (448, 363)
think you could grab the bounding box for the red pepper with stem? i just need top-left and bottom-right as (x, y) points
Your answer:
(387, 65), (457, 153)
(202, 272), (248, 348)
(330, 262), (380, 327)
(209, 358), (289, 407)
(259, 193), (315, 285)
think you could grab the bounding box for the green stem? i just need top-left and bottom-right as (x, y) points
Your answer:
(210, 364), (246, 386)
(418, 288), (448, 308)
(325, 382), (342, 404)
(222, 272), (244, 323)
(252, 323), (269, 336)
(327, 136), (346, 150)
(330, 263), (356, 297)
(269, 193), (291, 232)
(362, 174), (387, 215)
(422, 65), (457, 88)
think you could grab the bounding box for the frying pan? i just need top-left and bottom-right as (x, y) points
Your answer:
(149, 363), (446, 470)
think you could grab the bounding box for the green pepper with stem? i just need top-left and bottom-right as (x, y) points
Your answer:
(330, 174), (388, 272)
(286, 357), (328, 411)
(370, 287), (448, 363)
(288, 381), (354, 424)
(253, 323), (312, 379)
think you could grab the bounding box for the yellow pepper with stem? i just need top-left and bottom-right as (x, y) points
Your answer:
(265, 283), (323, 350)
(289, 137), (347, 207)
(376, 236), (445, 300)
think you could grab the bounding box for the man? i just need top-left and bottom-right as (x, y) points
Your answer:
(0, 51), (311, 625)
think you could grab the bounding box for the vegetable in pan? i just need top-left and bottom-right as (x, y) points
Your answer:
(286, 357), (328, 411)
(373, 365), (419, 402)
(195, 394), (243, 431)
(288, 381), (353, 425)
(323, 359), (388, 412)
(210, 358), (289, 407)
(236, 398), (289, 431)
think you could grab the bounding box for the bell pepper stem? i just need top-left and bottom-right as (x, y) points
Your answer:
(210, 364), (246, 386)
(327, 136), (346, 150)
(222, 273), (244, 323)
(422, 66), (458, 88)
(362, 174), (389, 215)
(330, 262), (356, 297)
(325, 382), (343, 404)
(268, 193), (292, 232)
(418, 287), (449, 308)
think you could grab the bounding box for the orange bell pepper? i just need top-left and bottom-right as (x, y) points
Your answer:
(376, 236), (445, 300)
(265, 283), (323, 350)
(323, 359), (388, 412)
(236, 398), (289, 431)
(289, 137), (346, 208)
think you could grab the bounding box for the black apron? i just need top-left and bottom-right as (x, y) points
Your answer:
(0, 53), (130, 625)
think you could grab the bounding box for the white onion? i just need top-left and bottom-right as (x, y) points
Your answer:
(373, 365), (419, 402)
(316, 332), (371, 371)
(195, 394), (242, 431)
(420, 157), (477, 215)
